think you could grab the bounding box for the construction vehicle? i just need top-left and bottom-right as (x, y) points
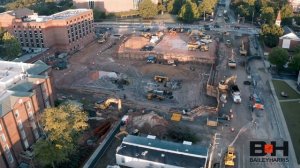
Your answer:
(115, 115), (129, 140)
(141, 32), (152, 39)
(147, 93), (165, 100)
(231, 85), (241, 103)
(94, 98), (122, 111)
(224, 146), (236, 167)
(187, 42), (200, 51)
(154, 75), (169, 83)
(239, 40), (247, 56)
(228, 49), (236, 68)
(200, 44), (209, 52)
(218, 75), (237, 91)
(226, 40), (231, 47)
(169, 29), (177, 36)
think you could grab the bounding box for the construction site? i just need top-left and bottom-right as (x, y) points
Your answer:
(51, 26), (255, 167)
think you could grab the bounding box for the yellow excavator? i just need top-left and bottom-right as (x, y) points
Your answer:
(94, 98), (122, 111)
(224, 146), (236, 167)
(218, 75), (237, 92)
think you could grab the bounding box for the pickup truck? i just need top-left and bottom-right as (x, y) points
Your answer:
(231, 85), (241, 103)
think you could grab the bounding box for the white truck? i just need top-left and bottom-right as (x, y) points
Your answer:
(231, 85), (241, 103)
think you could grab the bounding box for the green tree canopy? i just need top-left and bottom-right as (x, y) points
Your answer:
(289, 53), (300, 71)
(139, 0), (158, 19)
(261, 6), (275, 24)
(34, 103), (88, 167)
(281, 4), (294, 19)
(2, 32), (21, 60)
(261, 24), (283, 48)
(93, 9), (106, 21)
(178, 0), (199, 23)
(167, 0), (183, 14)
(198, 0), (217, 15)
(268, 47), (289, 70)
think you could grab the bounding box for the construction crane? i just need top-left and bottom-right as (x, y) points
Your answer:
(94, 98), (122, 111)
(228, 49), (236, 68)
(224, 146), (236, 167)
(218, 75), (237, 92)
(239, 40), (247, 56)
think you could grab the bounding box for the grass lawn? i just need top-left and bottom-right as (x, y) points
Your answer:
(280, 101), (300, 164)
(272, 80), (300, 100)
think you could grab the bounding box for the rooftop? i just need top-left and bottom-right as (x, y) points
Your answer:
(0, 60), (49, 116)
(117, 135), (208, 168)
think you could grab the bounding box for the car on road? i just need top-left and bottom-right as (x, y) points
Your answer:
(140, 45), (154, 51)
(146, 56), (157, 63)
(204, 25), (210, 31)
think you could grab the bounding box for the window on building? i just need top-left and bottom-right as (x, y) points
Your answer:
(42, 44), (44, 48)
(14, 110), (19, 118)
(23, 139), (29, 149)
(88, 0), (95, 9)
(17, 120), (23, 130)
(0, 134), (6, 142)
(25, 101), (32, 110)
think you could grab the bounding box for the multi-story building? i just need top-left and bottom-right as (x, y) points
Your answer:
(73, 0), (158, 13)
(116, 135), (208, 168)
(288, 0), (300, 12)
(0, 8), (95, 53)
(0, 60), (55, 168)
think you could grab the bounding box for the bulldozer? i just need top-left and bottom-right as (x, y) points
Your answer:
(224, 146), (236, 167)
(154, 75), (169, 83)
(228, 49), (236, 68)
(239, 40), (247, 56)
(218, 75), (237, 92)
(94, 98), (122, 111)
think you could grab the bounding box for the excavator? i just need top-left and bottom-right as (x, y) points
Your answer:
(218, 75), (237, 92)
(94, 98), (122, 111)
(224, 146), (236, 167)
(154, 75), (169, 83)
(228, 49), (236, 68)
(239, 40), (247, 56)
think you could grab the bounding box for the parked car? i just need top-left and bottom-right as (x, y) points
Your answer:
(140, 45), (154, 51)
(146, 56), (157, 63)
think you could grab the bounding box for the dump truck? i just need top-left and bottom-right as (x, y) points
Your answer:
(224, 146), (236, 167)
(94, 98), (122, 111)
(228, 49), (236, 68)
(154, 75), (169, 83)
(239, 40), (247, 56)
(231, 85), (241, 103)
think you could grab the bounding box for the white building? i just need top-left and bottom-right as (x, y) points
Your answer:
(288, 0), (300, 12)
(116, 135), (208, 168)
(279, 26), (300, 49)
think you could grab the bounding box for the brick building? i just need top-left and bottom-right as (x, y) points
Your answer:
(0, 60), (55, 168)
(73, 0), (158, 13)
(0, 8), (95, 53)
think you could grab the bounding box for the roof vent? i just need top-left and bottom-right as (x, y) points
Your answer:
(147, 135), (156, 139)
(183, 141), (192, 145)
(161, 154), (165, 157)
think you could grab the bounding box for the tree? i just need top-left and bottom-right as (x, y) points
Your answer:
(93, 9), (106, 21)
(260, 6), (275, 24)
(289, 53), (300, 71)
(261, 24), (283, 47)
(34, 103), (88, 167)
(157, 3), (165, 14)
(139, 0), (158, 19)
(268, 47), (289, 70)
(2, 32), (21, 60)
(178, 0), (199, 23)
(167, 0), (183, 14)
(281, 4), (293, 19)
